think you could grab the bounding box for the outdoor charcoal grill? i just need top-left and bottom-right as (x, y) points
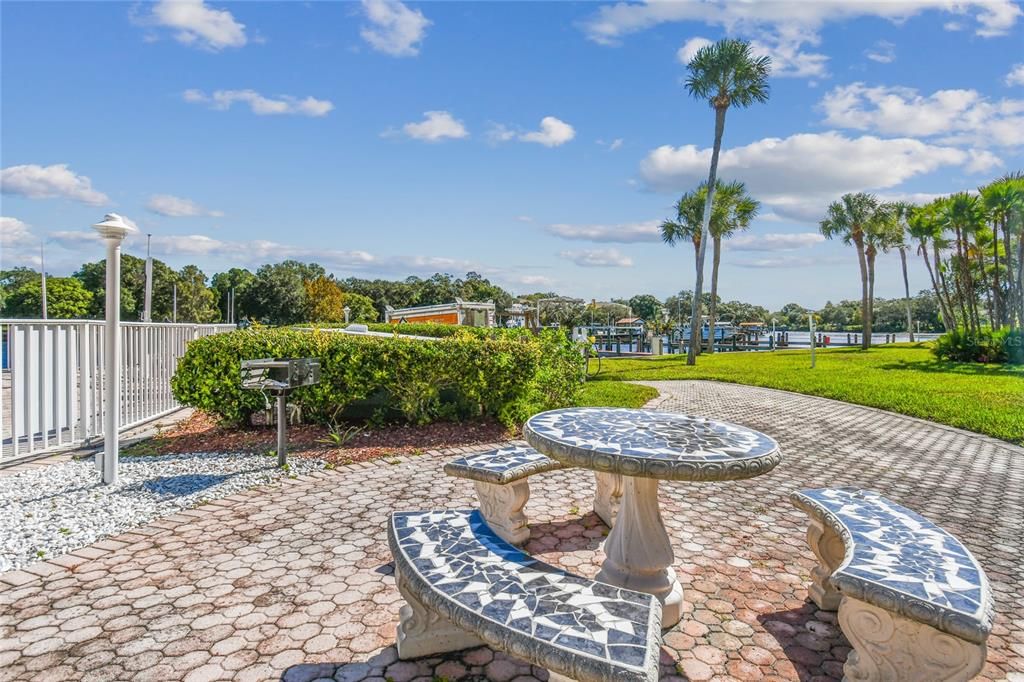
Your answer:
(241, 358), (321, 466)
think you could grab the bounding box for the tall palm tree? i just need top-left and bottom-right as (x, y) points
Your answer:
(981, 175), (1024, 329)
(907, 203), (955, 331)
(706, 181), (759, 353)
(888, 202), (916, 341)
(820, 193), (882, 349)
(661, 189), (705, 273)
(682, 38), (771, 365)
(945, 193), (986, 333)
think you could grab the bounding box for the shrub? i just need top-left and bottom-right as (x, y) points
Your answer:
(171, 327), (584, 428)
(932, 328), (1023, 364)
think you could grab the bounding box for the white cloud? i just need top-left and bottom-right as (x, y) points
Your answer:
(520, 117), (576, 147)
(183, 89), (334, 117)
(726, 232), (825, 251)
(486, 123), (517, 144)
(1, 164), (109, 206)
(360, 0), (430, 57)
(515, 215), (534, 223)
(558, 248), (634, 267)
(597, 138), (625, 151)
(148, 0), (247, 51)
(581, 1), (1020, 78)
(864, 40), (896, 63)
(400, 111), (469, 142)
(820, 82), (1024, 148)
(146, 194), (224, 218)
(677, 36), (713, 64)
(546, 220), (660, 243)
(639, 131), (1001, 222)
(1006, 64), (1024, 87)
(1, 217), (36, 248)
(732, 255), (845, 269)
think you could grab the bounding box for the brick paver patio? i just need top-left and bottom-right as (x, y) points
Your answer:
(1, 380), (1022, 681)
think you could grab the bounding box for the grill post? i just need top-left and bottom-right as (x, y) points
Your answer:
(276, 392), (288, 466)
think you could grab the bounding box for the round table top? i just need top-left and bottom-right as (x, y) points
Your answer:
(523, 407), (782, 481)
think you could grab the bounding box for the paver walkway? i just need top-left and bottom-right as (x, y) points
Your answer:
(1, 380), (1022, 681)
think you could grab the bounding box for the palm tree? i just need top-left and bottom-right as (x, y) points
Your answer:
(907, 203), (956, 331)
(706, 181), (758, 353)
(981, 175), (1024, 328)
(661, 189), (705, 273)
(945, 193), (986, 333)
(888, 202), (916, 341)
(682, 38), (771, 365)
(820, 193), (882, 349)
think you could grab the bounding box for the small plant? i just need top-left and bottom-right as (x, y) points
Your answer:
(35, 550), (45, 559)
(324, 461), (336, 470)
(58, 527), (71, 536)
(568, 504), (580, 516)
(318, 423), (365, 447)
(264, 449), (276, 457)
(387, 458), (402, 465)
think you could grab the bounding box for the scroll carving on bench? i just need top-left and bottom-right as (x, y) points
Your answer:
(792, 487), (994, 682)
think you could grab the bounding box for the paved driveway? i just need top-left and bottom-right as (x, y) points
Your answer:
(1, 380), (1021, 681)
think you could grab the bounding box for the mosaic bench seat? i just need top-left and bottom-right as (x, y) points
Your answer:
(791, 487), (993, 682)
(444, 444), (622, 545)
(388, 509), (662, 682)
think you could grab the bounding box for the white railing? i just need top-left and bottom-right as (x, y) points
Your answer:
(1, 320), (233, 465)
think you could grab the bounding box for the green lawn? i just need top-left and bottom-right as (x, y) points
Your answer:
(592, 344), (1024, 445)
(577, 381), (660, 409)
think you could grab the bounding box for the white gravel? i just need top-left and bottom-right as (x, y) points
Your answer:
(0, 452), (324, 572)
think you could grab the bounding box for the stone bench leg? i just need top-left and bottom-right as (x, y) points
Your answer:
(838, 597), (986, 682)
(593, 471), (623, 527)
(805, 517), (844, 610)
(395, 567), (483, 659)
(475, 479), (530, 545)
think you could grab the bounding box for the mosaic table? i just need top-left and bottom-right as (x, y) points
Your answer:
(524, 407), (782, 627)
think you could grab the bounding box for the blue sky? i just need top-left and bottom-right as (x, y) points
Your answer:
(2, 0), (1023, 309)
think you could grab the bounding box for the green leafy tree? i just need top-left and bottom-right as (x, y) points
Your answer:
(211, 267), (255, 323)
(242, 260), (325, 325)
(5, 277), (93, 319)
(683, 38), (771, 364)
(340, 291), (379, 323)
(175, 265), (219, 323)
(74, 254), (178, 320)
(627, 294), (662, 322)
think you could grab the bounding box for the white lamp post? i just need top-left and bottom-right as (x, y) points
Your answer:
(343, 306), (351, 324)
(92, 213), (138, 485)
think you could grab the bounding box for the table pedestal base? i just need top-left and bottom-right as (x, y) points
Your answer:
(596, 476), (683, 628)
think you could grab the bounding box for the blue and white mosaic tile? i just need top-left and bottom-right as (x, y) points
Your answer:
(444, 444), (564, 485)
(791, 487), (993, 644)
(523, 408), (781, 481)
(388, 509), (661, 681)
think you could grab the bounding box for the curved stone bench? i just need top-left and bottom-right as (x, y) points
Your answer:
(791, 487), (993, 682)
(388, 509), (661, 682)
(445, 443), (622, 545)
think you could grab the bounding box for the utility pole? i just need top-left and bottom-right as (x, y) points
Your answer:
(809, 313), (816, 369)
(143, 234), (153, 322)
(40, 242), (48, 320)
(229, 287), (235, 324)
(172, 283), (178, 323)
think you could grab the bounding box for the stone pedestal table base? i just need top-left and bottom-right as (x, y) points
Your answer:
(596, 475), (683, 628)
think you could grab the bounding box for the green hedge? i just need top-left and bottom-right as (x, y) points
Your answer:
(171, 327), (584, 427)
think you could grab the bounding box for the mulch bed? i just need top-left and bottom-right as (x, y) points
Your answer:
(131, 411), (513, 465)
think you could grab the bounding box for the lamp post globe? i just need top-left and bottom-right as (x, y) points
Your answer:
(91, 213), (138, 485)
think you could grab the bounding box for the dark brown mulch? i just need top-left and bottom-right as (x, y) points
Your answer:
(131, 411), (513, 464)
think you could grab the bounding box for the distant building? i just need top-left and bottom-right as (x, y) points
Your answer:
(385, 298), (496, 327)
(616, 317), (645, 327)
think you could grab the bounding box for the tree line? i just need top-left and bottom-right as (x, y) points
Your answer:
(820, 173), (1023, 348)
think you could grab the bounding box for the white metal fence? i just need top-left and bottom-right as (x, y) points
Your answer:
(1, 320), (233, 465)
